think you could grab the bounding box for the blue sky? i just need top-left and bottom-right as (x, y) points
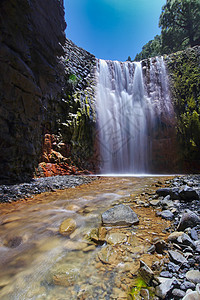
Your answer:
(64, 0), (166, 61)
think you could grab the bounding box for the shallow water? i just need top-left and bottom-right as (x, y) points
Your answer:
(0, 176), (173, 299)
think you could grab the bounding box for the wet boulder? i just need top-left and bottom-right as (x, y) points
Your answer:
(59, 218), (76, 236)
(101, 204), (139, 226)
(50, 264), (80, 287)
(106, 232), (127, 245)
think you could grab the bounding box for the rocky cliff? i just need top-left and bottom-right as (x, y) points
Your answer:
(38, 39), (96, 177)
(0, 0), (66, 183)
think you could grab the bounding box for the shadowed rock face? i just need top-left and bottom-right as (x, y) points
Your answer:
(0, 0), (66, 183)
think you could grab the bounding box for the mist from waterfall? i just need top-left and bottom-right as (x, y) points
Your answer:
(96, 57), (173, 174)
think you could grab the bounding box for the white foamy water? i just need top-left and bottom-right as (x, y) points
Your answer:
(96, 58), (173, 174)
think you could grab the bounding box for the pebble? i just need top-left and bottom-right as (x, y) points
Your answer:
(159, 210), (174, 220)
(152, 175), (200, 299)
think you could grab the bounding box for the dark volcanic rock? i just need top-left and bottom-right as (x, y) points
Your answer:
(156, 188), (180, 199)
(0, 0), (66, 183)
(179, 185), (199, 201)
(156, 188), (172, 197)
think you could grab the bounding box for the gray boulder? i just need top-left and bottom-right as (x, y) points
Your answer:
(155, 277), (177, 299)
(101, 204), (139, 226)
(186, 270), (200, 284)
(177, 210), (200, 231)
(160, 210), (174, 220)
(172, 288), (186, 298)
(177, 233), (196, 249)
(168, 250), (187, 264)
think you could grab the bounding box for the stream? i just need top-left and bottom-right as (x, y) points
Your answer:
(0, 176), (173, 299)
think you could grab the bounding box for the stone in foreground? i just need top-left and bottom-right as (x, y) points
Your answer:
(182, 284), (200, 300)
(101, 204), (139, 226)
(186, 270), (200, 284)
(177, 210), (200, 231)
(168, 250), (187, 264)
(155, 277), (177, 299)
(59, 218), (76, 236)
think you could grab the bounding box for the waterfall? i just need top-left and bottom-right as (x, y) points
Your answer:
(96, 57), (173, 174)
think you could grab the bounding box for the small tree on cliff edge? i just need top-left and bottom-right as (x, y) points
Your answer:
(159, 0), (200, 54)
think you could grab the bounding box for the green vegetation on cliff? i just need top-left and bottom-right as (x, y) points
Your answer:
(134, 35), (162, 61)
(166, 47), (200, 168)
(134, 0), (200, 61)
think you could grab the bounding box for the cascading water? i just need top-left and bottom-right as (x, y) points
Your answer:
(96, 57), (174, 174)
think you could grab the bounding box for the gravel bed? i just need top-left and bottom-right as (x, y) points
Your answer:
(145, 174), (200, 299)
(0, 175), (97, 203)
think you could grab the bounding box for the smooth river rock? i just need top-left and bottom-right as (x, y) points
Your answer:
(167, 231), (185, 242)
(101, 204), (139, 226)
(186, 270), (200, 284)
(59, 218), (76, 236)
(160, 210), (174, 220)
(182, 284), (200, 300)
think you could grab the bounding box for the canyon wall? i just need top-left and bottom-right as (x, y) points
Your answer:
(0, 1), (96, 183)
(39, 39), (96, 177)
(0, 0), (66, 183)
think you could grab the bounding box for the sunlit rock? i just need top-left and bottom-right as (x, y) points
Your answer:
(106, 232), (127, 245)
(101, 204), (139, 226)
(59, 218), (76, 236)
